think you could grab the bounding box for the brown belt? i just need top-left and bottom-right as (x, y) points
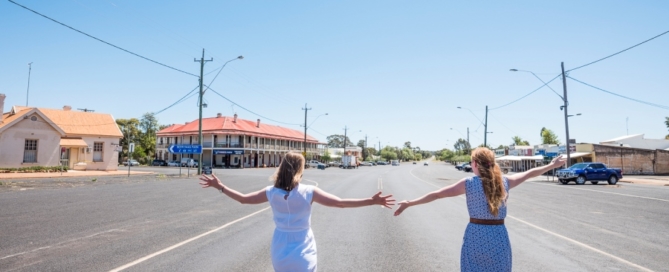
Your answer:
(470, 218), (505, 225)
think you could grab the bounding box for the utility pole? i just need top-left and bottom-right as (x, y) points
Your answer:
(483, 105), (488, 147)
(343, 126), (348, 151)
(302, 103), (311, 160)
(467, 127), (470, 153)
(561, 62), (571, 167)
(195, 49), (213, 175)
(364, 134), (368, 160)
(26, 62), (32, 106)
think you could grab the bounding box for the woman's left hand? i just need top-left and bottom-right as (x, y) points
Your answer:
(199, 174), (223, 190)
(394, 200), (410, 216)
(371, 192), (396, 209)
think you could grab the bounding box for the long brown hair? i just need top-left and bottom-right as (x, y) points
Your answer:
(270, 152), (305, 191)
(471, 147), (506, 216)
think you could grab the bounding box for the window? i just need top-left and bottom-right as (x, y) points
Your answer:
(23, 139), (38, 163)
(93, 142), (104, 162)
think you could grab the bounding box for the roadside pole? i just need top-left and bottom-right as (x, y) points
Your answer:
(561, 62), (571, 167)
(179, 153), (182, 177)
(128, 142), (135, 177)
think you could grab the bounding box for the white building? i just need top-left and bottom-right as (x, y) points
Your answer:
(600, 134), (669, 150)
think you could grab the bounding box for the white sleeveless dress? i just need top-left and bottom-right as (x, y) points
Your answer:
(266, 184), (317, 272)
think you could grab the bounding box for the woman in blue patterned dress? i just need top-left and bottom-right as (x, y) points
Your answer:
(394, 147), (565, 271)
(199, 152), (395, 272)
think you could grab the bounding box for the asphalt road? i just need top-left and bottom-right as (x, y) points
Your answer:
(1, 161), (668, 271)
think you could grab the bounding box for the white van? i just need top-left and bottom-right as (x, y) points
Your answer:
(180, 158), (198, 167)
(391, 160), (400, 166)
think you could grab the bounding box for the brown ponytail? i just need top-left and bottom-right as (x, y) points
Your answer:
(270, 152), (305, 191)
(471, 147), (506, 216)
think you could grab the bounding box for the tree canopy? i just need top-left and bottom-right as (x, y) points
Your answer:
(453, 138), (471, 155)
(512, 136), (530, 146)
(540, 127), (560, 145)
(326, 134), (352, 148)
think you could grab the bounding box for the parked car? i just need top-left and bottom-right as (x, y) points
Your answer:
(391, 160), (400, 166)
(413, 161), (417, 164)
(123, 159), (139, 166)
(360, 161), (373, 166)
(424, 161), (429, 166)
(167, 160), (180, 167)
(455, 162), (470, 171)
(376, 161), (388, 165)
(202, 165), (212, 175)
(556, 162), (622, 185)
(306, 160), (322, 168)
(463, 164), (472, 172)
(180, 158), (198, 167)
(151, 159), (168, 166)
(328, 161), (341, 167)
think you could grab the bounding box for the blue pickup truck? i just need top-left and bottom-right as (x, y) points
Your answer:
(556, 162), (622, 185)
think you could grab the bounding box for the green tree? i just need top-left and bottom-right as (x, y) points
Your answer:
(512, 136), (530, 146)
(116, 118), (142, 163)
(380, 149), (397, 161)
(540, 127), (560, 145)
(327, 134), (351, 148)
(321, 150), (331, 163)
(404, 141), (412, 149)
(453, 138), (471, 155)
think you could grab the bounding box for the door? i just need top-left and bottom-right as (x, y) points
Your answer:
(593, 164), (607, 180)
(585, 164), (598, 180)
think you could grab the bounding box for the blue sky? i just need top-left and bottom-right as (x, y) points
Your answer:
(2, 0), (668, 151)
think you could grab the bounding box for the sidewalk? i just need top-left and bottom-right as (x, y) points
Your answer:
(619, 175), (669, 186)
(0, 170), (155, 180)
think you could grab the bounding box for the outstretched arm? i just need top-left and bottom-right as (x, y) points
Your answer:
(312, 188), (395, 209)
(394, 178), (466, 216)
(199, 174), (268, 204)
(506, 155), (566, 189)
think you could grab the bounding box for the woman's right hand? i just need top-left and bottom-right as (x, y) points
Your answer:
(549, 155), (567, 169)
(199, 174), (223, 190)
(394, 200), (410, 216)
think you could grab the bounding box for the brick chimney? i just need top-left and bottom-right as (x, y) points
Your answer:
(0, 93), (5, 123)
(257, 119), (261, 128)
(233, 113), (238, 123)
(216, 113), (222, 118)
(63, 105), (72, 111)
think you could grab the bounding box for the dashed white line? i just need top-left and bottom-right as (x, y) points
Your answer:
(1, 229), (123, 260)
(407, 168), (653, 272)
(109, 207), (270, 272)
(377, 177), (383, 190)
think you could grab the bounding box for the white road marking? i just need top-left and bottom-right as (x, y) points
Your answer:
(1, 229), (122, 260)
(377, 177), (383, 190)
(109, 207), (270, 272)
(407, 169), (653, 271)
(529, 181), (669, 202)
(302, 178), (319, 187)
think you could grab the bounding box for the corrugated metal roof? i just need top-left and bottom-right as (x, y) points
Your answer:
(157, 116), (319, 142)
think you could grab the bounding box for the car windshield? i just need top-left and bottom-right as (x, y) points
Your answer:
(568, 163), (588, 169)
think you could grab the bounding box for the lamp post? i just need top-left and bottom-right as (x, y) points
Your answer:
(510, 67), (571, 166)
(196, 51), (243, 175)
(26, 62), (32, 106)
(302, 111), (328, 160)
(457, 106), (488, 147)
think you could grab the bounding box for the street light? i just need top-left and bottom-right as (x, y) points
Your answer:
(196, 52), (243, 175)
(568, 113), (582, 117)
(510, 67), (571, 166)
(458, 106), (489, 147)
(302, 111), (328, 160)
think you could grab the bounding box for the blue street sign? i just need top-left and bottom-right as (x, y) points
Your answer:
(168, 144), (202, 154)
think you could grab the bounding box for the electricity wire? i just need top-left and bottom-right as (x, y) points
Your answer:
(153, 86), (200, 115)
(567, 29), (669, 72)
(8, 0), (198, 78)
(489, 74), (561, 111)
(567, 76), (669, 110)
(205, 85), (302, 126)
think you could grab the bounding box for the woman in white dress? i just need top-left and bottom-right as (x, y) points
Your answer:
(199, 152), (395, 272)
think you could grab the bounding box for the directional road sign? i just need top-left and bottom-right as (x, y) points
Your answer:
(168, 144), (203, 154)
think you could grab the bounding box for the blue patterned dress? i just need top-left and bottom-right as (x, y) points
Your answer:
(461, 176), (511, 272)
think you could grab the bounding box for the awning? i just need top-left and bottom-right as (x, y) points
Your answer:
(568, 152), (592, 159)
(495, 155), (543, 161)
(60, 138), (88, 147)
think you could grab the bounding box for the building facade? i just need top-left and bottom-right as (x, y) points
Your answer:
(0, 94), (123, 170)
(155, 114), (325, 168)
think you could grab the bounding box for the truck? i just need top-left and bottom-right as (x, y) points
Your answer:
(556, 162), (622, 185)
(341, 155), (358, 169)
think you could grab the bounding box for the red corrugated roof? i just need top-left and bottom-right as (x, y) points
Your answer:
(157, 116), (319, 142)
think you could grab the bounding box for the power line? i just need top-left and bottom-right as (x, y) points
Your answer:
(205, 85), (302, 126)
(153, 86), (200, 115)
(8, 0), (198, 78)
(567, 76), (669, 110)
(567, 29), (669, 72)
(490, 74), (561, 110)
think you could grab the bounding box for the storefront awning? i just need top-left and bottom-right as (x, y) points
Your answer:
(60, 138), (88, 147)
(568, 152), (592, 158)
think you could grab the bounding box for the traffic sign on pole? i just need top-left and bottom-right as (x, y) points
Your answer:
(168, 144), (203, 154)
